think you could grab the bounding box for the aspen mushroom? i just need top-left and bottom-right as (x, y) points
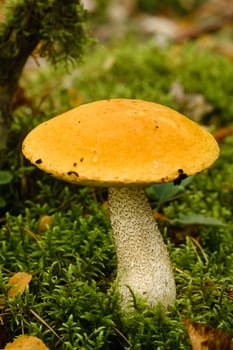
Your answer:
(22, 99), (219, 308)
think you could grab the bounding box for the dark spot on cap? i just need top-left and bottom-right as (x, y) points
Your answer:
(35, 159), (42, 164)
(73, 162), (77, 167)
(67, 171), (79, 177)
(173, 169), (188, 186)
(161, 176), (169, 182)
(80, 157), (84, 162)
(154, 120), (159, 129)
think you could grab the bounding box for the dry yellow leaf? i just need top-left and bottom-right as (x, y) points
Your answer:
(4, 335), (49, 350)
(213, 126), (233, 144)
(7, 272), (32, 298)
(38, 215), (53, 233)
(184, 318), (233, 350)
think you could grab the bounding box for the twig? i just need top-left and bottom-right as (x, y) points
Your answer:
(112, 326), (132, 347)
(174, 267), (192, 279)
(190, 236), (208, 264)
(30, 308), (63, 343)
(24, 227), (40, 241)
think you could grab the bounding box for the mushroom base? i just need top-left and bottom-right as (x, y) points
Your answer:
(108, 186), (176, 308)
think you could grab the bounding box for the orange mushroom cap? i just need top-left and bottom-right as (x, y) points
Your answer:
(22, 99), (219, 186)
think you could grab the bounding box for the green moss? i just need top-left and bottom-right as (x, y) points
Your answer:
(16, 39), (233, 133)
(1, 38), (233, 348)
(1, 134), (233, 348)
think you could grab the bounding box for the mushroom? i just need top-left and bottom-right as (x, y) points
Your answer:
(22, 99), (219, 308)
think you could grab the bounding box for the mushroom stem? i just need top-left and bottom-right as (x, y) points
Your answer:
(108, 186), (176, 308)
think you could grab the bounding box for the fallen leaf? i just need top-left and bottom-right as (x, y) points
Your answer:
(7, 272), (32, 298)
(183, 318), (233, 350)
(4, 335), (49, 349)
(152, 211), (169, 222)
(12, 86), (33, 110)
(213, 126), (233, 144)
(38, 215), (53, 232)
(175, 0), (233, 44)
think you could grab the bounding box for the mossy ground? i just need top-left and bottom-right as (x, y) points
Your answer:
(0, 38), (233, 349)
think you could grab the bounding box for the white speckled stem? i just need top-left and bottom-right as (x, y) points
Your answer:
(108, 186), (176, 308)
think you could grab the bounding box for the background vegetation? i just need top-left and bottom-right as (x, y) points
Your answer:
(0, 0), (233, 348)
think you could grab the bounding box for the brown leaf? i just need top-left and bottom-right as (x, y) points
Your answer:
(4, 335), (49, 349)
(175, 0), (233, 44)
(7, 272), (32, 298)
(38, 215), (53, 233)
(183, 318), (233, 350)
(213, 126), (233, 144)
(12, 86), (33, 110)
(152, 211), (170, 222)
